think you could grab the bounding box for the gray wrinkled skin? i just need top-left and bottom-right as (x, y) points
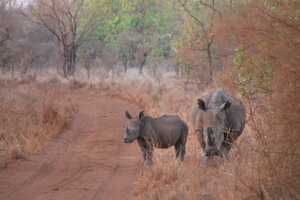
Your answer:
(192, 89), (246, 162)
(124, 111), (188, 166)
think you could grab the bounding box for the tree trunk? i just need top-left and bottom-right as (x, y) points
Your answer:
(10, 64), (14, 79)
(207, 42), (213, 83)
(87, 68), (90, 79)
(124, 63), (128, 73)
(84, 60), (91, 80)
(122, 56), (128, 73)
(139, 52), (147, 75)
(62, 44), (77, 77)
(229, 0), (233, 10)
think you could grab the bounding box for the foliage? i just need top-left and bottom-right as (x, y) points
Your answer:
(233, 47), (273, 97)
(174, 0), (225, 82)
(214, 0), (300, 198)
(94, 0), (177, 69)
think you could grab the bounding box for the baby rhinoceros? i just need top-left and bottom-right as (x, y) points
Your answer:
(124, 111), (188, 166)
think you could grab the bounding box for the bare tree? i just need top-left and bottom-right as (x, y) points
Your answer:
(177, 0), (221, 82)
(0, 28), (9, 48)
(25, 0), (101, 77)
(0, 0), (13, 73)
(0, 1), (11, 48)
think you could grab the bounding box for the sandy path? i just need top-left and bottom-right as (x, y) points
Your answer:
(0, 90), (141, 200)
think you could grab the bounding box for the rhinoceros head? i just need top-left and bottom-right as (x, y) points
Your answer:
(197, 98), (231, 157)
(123, 111), (144, 143)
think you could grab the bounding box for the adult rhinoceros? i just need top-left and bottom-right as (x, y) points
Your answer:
(124, 111), (188, 166)
(192, 89), (246, 161)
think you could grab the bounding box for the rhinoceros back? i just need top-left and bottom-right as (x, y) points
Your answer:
(142, 115), (188, 148)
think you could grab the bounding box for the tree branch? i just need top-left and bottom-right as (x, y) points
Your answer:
(197, 0), (222, 17)
(177, 0), (208, 36)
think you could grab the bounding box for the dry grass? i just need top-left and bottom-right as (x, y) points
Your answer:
(0, 66), (298, 199)
(0, 80), (77, 168)
(98, 75), (299, 200)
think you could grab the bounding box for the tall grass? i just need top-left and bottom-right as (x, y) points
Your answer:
(0, 64), (298, 199)
(96, 72), (299, 200)
(0, 80), (76, 168)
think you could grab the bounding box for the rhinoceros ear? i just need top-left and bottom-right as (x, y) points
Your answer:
(125, 111), (132, 119)
(139, 111), (145, 119)
(197, 99), (206, 111)
(220, 101), (231, 111)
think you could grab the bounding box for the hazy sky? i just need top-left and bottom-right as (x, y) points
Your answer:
(16, 0), (32, 5)
(18, 0), (31, 2)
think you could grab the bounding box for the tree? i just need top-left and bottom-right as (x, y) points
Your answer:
(0, 1), (11, 48)
(176, 0), (222, 82)
(0, 0), (18, 75)
(96, 0), (177, 74)
(27, 0), (105, 77)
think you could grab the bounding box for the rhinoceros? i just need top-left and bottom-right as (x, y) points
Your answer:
(192, 89), (246, 161)
(124, 111), (188, 166)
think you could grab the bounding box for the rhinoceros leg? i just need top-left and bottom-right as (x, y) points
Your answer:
(143, 146), (153, 166)
(138, 138), (153, 166)
(175, 133), (187, 161)
(175, 143), (185, 161)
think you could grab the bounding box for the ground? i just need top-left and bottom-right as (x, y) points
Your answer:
(0, 89), (142, 200)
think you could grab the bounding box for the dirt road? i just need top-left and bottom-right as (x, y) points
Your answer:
(0, 89), (141, 200)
